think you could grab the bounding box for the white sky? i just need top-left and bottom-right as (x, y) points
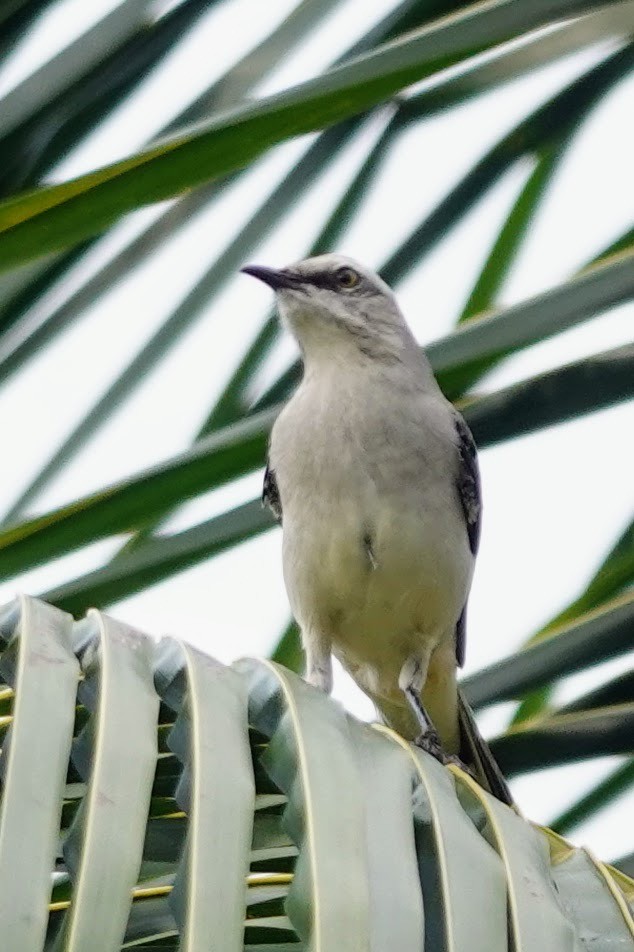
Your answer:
(0, 0), (632, 860)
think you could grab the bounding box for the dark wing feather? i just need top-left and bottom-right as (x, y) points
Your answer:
(453, 412), (482, 667)
(457, 688), (514, 805)
(263, 462), (282, 524)
(454, 412), (482, 557)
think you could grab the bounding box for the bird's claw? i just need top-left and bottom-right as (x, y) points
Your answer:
(443, 753), (476, 779)
(413, 729), (445, 763)
(414, 734), (475, 778)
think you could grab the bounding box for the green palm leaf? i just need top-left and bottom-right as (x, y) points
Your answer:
(0, 0), (622, 270)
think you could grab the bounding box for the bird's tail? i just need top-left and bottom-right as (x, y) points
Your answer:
(457, 687), (514, 806)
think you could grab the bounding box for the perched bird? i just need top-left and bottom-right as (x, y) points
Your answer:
(242, 254), (512, 803)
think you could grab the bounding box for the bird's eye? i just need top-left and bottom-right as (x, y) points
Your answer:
(336, 267), (360, 289)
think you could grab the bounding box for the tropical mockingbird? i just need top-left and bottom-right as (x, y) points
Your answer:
(243, 254), (511, 803)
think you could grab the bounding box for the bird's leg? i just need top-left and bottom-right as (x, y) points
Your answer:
(305, 636), (333, 694)
(399, 654), (446, 763)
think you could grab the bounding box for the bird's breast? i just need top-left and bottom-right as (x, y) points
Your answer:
(270, 378), (472, 678)
(281, 486), (471, 676)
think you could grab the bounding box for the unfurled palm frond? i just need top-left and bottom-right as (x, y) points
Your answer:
(1, 597), (633, 950)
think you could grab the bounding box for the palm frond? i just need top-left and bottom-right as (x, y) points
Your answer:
(3, 597), (633, 949)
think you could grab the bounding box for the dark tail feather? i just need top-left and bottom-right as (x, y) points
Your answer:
(457, 688), (514, 806)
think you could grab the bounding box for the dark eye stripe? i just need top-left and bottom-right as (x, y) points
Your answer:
(288, 269), (378, 296)
(302, 271), (339, 290)
(302, 270), (367, 291)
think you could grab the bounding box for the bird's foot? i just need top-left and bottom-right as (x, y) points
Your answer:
(413, 729), (446, 764)
(442, 753), (476, 779)
(414, 734), (475, 778)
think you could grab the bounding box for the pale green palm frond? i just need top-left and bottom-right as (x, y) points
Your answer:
(1, 597), (633, 950)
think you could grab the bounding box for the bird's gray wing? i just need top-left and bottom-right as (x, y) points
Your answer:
(455, 412), (513, 806)
(263, 462), (283, 524)
(453, 412), (482, 667)
(452, 415), (514, 804)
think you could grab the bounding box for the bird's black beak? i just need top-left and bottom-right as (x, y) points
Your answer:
(241, 264), (302, 291)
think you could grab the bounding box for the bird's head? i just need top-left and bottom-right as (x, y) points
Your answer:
(241, 254), (416, 365)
